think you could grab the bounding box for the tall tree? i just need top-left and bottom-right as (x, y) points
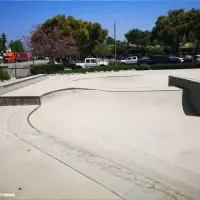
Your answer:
(0, 33), (7, 53)
(37, 15), (108, 57)
(184, 9), (200, 55)
(125, 29), (150, 47)
(92, 44), (112, 58)
(106, 36), (115, 45)
(9, 40), (25, 52)
(151, 9), (187, 55)
(30, 25), (78, 60)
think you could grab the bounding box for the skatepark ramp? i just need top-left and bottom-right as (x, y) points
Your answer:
(169, 75), (200, 116)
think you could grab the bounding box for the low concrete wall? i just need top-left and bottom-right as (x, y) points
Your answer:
(0, 96), (40, 106)
(0, 74), (48, 95)
(169, 75), (200, 115)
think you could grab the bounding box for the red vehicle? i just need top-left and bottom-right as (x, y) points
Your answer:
(4, 52), (29, 63)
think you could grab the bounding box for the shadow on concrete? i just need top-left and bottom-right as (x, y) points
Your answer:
(182, 89), (199, 117)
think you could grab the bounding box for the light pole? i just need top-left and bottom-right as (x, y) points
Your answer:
(114, 21), (116, 64)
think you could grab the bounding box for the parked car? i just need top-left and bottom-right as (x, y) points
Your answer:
(138, 55), (184, 65)
(120, 56), (138, 65)
(171, 56), (184, 63)
(195, 55), (200, 64)
(47, 61), (59, 65)
(76, 58), (108, 68)
(183, 55), (193, 63)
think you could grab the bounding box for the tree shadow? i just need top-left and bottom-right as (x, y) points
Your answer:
(182, 89), (199, 117)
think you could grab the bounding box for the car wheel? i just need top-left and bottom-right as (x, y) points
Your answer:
(76, 65), (82, 69)
(121, 63), (125, 65)
(100, 65), (105, 67)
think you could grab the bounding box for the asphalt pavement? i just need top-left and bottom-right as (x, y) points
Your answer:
(0, 60), (48, 78)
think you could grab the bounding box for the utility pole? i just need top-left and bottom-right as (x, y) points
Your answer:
(114, 21), (116, 64)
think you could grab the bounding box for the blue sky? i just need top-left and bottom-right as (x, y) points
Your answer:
(0, 0), (199, 42)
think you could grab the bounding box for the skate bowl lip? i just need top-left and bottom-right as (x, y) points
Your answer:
(169, 75), (200, 115)
(39, 86), (182, 103)
(0, 86), (182, 106)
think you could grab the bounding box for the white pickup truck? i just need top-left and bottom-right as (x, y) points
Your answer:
(120, 56), (138, 65)
(76, 58), (109, 68)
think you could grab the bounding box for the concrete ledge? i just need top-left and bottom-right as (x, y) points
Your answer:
(0, 86), (180, 106)
(169, 75), (200, 115)
(0, 96), (40, 106)
(0, 74), (48, 95)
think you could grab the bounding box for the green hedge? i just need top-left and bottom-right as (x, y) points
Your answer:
(30, 63), (199, 75)
(150, 63), (198, 70)
(30, 64), (150, 75)
(30, 64), (64, 75)
(108, 60), (121, 66)
(0, 68), (10, 81)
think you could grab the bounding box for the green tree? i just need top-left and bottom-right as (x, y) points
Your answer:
(0, 33), (7, 53)
(35, 15), (108, 57)
(106, 36), (115, 45)
(184, 9), (200, 56)
(92, 44), (112, 58)
(151, 9), (187, 55)
(125, 29), (150, 47)
(149, 47), (164, 54)
(9, 40), (25, 52)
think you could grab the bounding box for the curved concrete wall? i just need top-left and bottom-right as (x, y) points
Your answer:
(169, 75), (200, 116)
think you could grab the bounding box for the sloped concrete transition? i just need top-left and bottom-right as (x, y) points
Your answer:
(1, 69), (200, 200)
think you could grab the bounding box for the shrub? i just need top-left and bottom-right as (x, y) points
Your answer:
(135, 64), (151, 70)
(150, 63), (199, 70)
(30, 63), (200, 75)
(149, 47), (164, 54)
(0, 68), (10, 81)
(30, 64), (64, 75)
(108, 60), (121, 66)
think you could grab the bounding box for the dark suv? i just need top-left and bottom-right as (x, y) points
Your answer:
(138, 55), (183, 65)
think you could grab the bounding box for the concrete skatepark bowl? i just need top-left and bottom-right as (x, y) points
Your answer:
(1, 69), (200, 200)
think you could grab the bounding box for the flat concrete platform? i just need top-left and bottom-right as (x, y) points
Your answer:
(2, 69), (200, 97)
(1, 69), (200, 200)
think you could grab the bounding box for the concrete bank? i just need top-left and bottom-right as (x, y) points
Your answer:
(0, 74), (47, 95)
(169, 75), (200, 115)
(0, 75), (47, 105)
(0, 106), (120, 200)
(9, 105), (200, 200)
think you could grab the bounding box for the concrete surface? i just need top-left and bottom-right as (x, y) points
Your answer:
(3, 69), (200, 97)
(0, 106), (120, 200)
(1, 69), (200, 200)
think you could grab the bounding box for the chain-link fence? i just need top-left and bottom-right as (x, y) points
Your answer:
(0, 65), (31, 78)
